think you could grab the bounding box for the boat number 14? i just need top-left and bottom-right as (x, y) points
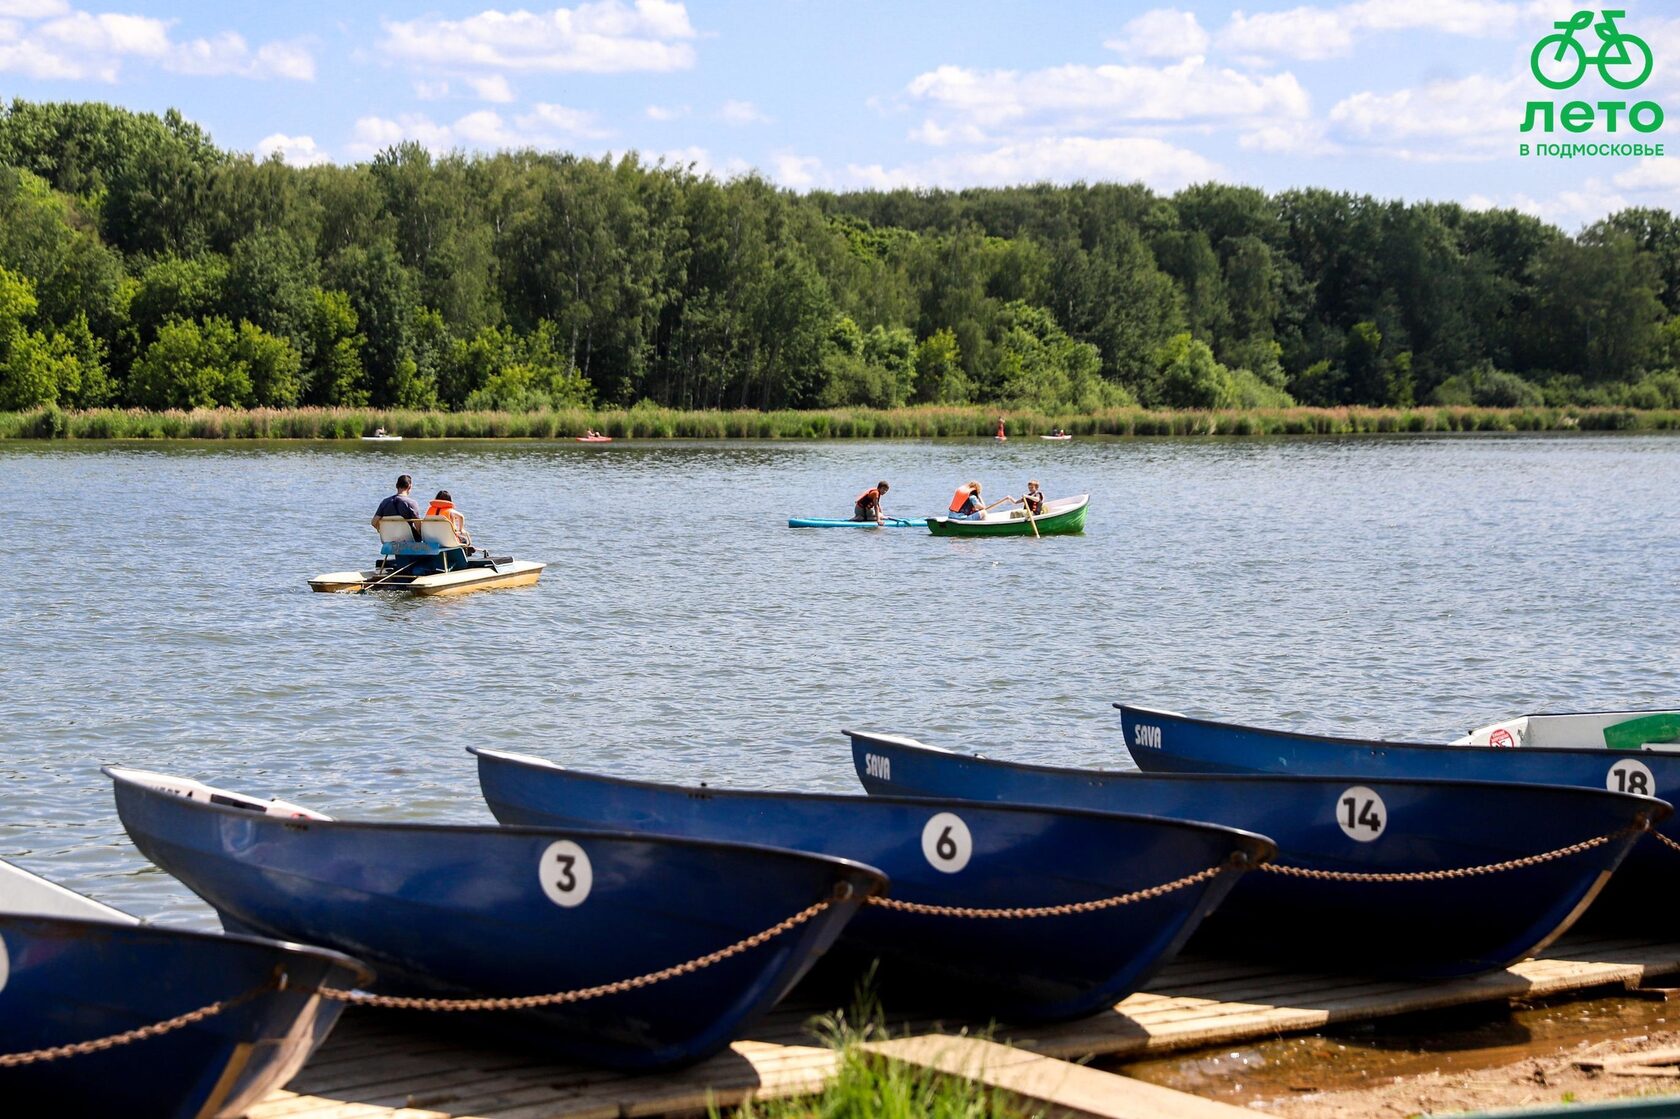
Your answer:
(539, 839), (594, 907)
(922, 812), (973, 873)
(1336, 786), (1387, 842)
(1607, 758), (1655, 797)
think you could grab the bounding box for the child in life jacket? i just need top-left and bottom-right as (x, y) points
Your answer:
(1020, 480), (1045, 516)
(852, 481), (890, 523)
(949, 480), (1007, 519)
(425, 490), (472, 546)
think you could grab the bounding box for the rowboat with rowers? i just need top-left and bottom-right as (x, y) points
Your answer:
(927, 494), (1089, 537)
(309, 515), (545, 595)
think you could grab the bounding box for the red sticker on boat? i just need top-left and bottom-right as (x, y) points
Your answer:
(1488, 729), (1515, 748)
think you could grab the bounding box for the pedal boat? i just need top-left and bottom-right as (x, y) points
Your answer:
(309, 516), (545, 596)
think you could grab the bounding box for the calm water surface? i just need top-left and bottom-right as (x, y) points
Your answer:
(6, 434), (1680, 924)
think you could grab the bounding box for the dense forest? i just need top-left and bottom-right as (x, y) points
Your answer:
(3, 98), (1680, 417)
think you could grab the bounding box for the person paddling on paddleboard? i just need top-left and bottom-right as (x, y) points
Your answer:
(852, 481), (890, 525)
(372, 474), (423, 540)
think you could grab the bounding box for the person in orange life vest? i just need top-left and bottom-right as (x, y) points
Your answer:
(949, 480), (1010, 520)
(852, 480), (890, 524)
(425, 490), (472, 546)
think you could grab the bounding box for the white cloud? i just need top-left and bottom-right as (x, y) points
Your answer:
(381, 0), (697, 73)
(1614, 159), (1680, 194)
(1218, 0), (1530, 63)
(0, 7), (312, 81)
(256, 132), (330, 167)
(348, 113), (457, 157)
(904, 57), (1310, 134)
(645, 103), (688, 120)
(719, 99), (770, 125)
(415, 79), (450, 100)
(1466, 182), (1629, 231)
(1238, 120), (1339, 155)
(346, 103), (611, 158)
(1326, 73), (1522, 159)
(655, 145), (751, 178)
(468, 74), (515, 102)
(1108, 9), (1210, 61)
(798, 137), (1222, 193)
(519, 101), (611, 138)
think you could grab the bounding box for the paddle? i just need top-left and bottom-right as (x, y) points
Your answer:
(358, 560), (416, 593)
(1025, 495), (1040, 539)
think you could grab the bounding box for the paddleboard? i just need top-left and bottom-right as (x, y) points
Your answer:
(788, 516), (929, 528)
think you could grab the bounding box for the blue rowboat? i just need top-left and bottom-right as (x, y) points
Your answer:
(846, 731), (1666, 978)
(472, 747), (1275, 1023)
(1, 856), (369, 1119)
(787, 516), (928, 528)
(1116, 704), (1680, 924)
(108, 767), (885, 1071)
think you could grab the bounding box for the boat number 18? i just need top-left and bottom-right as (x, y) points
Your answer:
(1336, 786), (1387, 842)
(922, 812), (973, 873)
(539, 839), (594, 907)
(1607, 758), (1655, 798)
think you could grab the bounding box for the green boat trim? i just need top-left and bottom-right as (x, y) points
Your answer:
(927, 494), (1089, 537)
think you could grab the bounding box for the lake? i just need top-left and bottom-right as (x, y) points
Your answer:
(6, 433), (1680, 925)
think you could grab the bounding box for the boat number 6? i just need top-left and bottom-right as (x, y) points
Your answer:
(539, 840), (594, 908)
(922, 812), (973, 873)
(1607, 758), (1655, 798)
(1335, 786), (1387, 842)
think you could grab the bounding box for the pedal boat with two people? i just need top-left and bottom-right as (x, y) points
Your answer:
(309, 515), (545, 596)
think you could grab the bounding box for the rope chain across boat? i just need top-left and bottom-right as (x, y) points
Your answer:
(0, 983), (272, 1066)
(863, 858), (1236, 919)
(1258, 820), (1648, 883)
(318, 897), (838, 1011)
(1653, 829), (1680, 855)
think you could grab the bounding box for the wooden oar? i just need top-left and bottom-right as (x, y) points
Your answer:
(357, 560), (416, 594)
(1025, 496), (1040, 538)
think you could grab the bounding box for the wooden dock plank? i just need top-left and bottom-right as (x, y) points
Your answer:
(247, 935), (1680, 1119)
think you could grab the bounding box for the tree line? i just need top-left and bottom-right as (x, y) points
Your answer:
(3, 98), (1679, 416)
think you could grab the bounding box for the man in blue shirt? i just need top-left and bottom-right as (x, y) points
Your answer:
(372, 474), (424, 537)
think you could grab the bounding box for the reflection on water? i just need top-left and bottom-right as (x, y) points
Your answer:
(7, 434), (1680, 923)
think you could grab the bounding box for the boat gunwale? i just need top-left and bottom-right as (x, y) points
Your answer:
(106, 766), (890, 883)
(469, 746), (1279, 853)
(1116, 703), (1680, 764)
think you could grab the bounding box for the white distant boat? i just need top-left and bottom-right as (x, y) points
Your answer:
(361, 428), (403, 442)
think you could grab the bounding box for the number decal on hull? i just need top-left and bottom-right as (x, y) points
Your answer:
(864, 753), (892, 781)
(1336, 786), (1387, 841)
(1608, 758), (1655, 798)
(922, 812), (973, 873)
(539, 840), (594, 907)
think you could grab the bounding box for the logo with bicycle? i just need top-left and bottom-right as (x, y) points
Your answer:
(1531, 9), (1651, 90)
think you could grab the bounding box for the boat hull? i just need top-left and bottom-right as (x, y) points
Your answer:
(309, 559), (545, 595)
(846, 731), (1663, 978)
(1117, 705), (1680, 927)
(472, 748), (1273, 1022)
(787, 517), (929, 529)
(109, 770), (883, 1070)
(0, 914), (367, 1119)
(927, 495), (1088, 537)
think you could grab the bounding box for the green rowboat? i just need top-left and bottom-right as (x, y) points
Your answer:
(927, 494), (1088, 537)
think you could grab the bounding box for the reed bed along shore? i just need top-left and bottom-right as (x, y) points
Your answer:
(5, 403), (1680, 441)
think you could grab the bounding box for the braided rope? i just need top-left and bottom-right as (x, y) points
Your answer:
(1653, 829), (1680, 855)
(863, 861), (1230, 919)
(1258, 823), (1642, 883)
(320, 898), (834, 1011)
(0, 984), (269, 1067)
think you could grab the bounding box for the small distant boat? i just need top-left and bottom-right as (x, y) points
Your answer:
(788, 516), (929, 529)
(846, 729), (1662, 978)
(109, 766), (884, 1070)
(928, 494), (1088, 537)
(1, 856), (368, 1119)
(473, 747), (1272, 1022)
(1039, 433), (1073, 441)
(310, 515), (545, 595)
(1116, 704), (1680, 926)
(576, 433), (613, 443)
(360, 428), (402, 442)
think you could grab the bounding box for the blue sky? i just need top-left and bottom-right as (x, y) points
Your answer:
(1, 0), (1677, 230)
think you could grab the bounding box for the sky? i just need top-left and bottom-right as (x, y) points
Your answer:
(2, 0), (1679, 231)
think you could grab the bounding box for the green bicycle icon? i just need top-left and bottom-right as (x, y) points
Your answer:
(1531, 10), (1653, 90)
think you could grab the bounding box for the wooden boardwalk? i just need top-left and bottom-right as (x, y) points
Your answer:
(247, 935), (1680, 1119)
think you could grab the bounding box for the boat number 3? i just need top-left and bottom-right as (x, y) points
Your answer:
(1335, 786), (1387, 842)
(864, 753), (892, 782)
(922, 812), (973, 873)
(1607, 758), (1655, 797)
(538, 840), (594, 908)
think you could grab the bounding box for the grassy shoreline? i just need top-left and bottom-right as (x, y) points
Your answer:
(5, 403), (1680, 441)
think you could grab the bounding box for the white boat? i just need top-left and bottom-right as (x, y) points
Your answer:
(1039, 434), (1073, 441)
(311, 516), (545, 596)
(1456, 710), (1680, 752)
(361, 429), (403, 442)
